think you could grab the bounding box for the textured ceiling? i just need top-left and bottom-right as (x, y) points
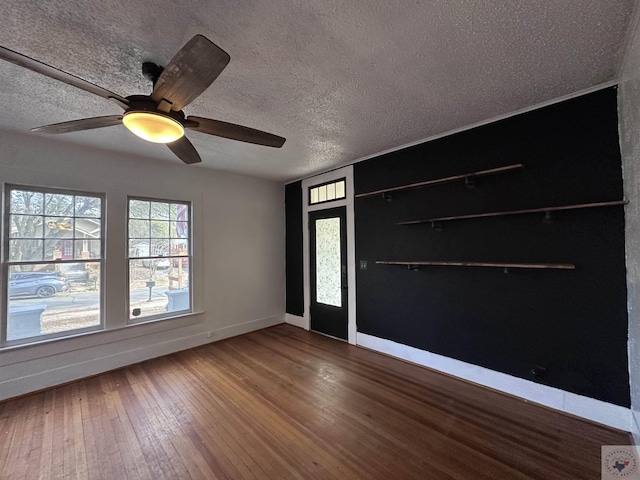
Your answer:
(0, 1), (636, 181)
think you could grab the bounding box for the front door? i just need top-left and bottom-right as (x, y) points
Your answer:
(309, 207), (348, 340)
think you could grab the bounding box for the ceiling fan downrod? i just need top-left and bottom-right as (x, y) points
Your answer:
(141, 62), (164, 87)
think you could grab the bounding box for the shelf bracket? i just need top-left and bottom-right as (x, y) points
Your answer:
(542, 211), (552, 224)
(431, 221), (443, 231)
(382, 192), (393, 202)
(464, 176), (476, 188)
(407, 264), (420, 271)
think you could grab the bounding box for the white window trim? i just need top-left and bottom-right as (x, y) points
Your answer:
(301, 166), (356, 345)
(126, 196), (193, 324)
(1, 185), (105, 347)
(0, 184), (203, 351)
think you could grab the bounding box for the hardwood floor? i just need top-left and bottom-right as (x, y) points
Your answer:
(0, 324), (632, 479)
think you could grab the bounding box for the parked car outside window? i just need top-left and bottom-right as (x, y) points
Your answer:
(8, 272), (70, 298)
(58, 263), (90, 283)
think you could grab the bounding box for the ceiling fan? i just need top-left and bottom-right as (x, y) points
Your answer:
(0, 35), (286, 164)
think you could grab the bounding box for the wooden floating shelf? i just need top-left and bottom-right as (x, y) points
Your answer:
(376, 260), (576, 270)
(355, 163), (524, 199)
(398, 200), (628, 226)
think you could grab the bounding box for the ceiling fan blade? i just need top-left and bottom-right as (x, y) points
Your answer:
(0, 45), (129, 106)
(151, 35), (230, 111)
(31, 115), (123, 134)
(186, 116), (286, 148)
(167, 136), (201, 164)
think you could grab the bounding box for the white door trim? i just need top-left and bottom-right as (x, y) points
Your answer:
(301, 166), (356, 344)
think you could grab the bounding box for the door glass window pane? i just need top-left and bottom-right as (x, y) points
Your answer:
(315, 217), (341, 307)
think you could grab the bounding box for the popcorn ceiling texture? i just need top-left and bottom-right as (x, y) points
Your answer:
(0, 0), (635, 180)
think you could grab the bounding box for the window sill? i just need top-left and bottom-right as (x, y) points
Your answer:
(0, 310), (205, 364)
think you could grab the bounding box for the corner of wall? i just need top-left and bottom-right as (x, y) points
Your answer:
(618, 0), (640, 443)
(285, 313), (307, 329)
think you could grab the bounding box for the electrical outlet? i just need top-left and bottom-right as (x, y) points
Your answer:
(207, 331), (213, 338)
(360, 260), (368, 270)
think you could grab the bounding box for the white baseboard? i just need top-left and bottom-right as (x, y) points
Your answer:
(285, 313), (307, 329)
(357, 332), (631, 432)
(632, 410), (640, 445)
(0, 314), (284, 402)
(208, 315), (284, 342)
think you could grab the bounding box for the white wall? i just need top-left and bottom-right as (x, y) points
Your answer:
(0, 130), (285, 400)
(618, 7), (640, 443)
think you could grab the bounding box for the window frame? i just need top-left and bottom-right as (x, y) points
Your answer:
(1, 184), (105, 347)
(126, 195), (193, 324)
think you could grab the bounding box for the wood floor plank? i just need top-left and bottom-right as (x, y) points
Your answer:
(23, 395), (45, 480)
(0, 324), (633, 479)
(141, 360), (267, 479)
(209, 338), (430, 478)
(257, 326), (616, 477)
(112, 369), (192, 480)
(37, 390), (56, 480)
(215, 333), (527, 479)
(123, 365), (231, 479)
(185, 349), (345, 479)
(160, 354), (307, 480)
(77, 381), (106, 480)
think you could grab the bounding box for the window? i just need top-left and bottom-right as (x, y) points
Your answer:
(128, 198), (191, 322)
(309, 179), (346, 205)
(3, 186), (103, 345)
(315, 217), (342, 307)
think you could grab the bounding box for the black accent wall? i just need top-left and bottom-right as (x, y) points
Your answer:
(354, 88), (630, 406)
(285, 181), (304, 316)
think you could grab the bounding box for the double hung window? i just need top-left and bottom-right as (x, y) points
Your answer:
(128, 198), (191, 321)
(3, 186), (103, 344)
(1, 188), (193, 348)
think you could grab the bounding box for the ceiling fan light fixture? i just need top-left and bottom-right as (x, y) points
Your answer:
(122, 111), (184, 143)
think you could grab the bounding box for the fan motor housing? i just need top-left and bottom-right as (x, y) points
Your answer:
(125, 95), (187, 123)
